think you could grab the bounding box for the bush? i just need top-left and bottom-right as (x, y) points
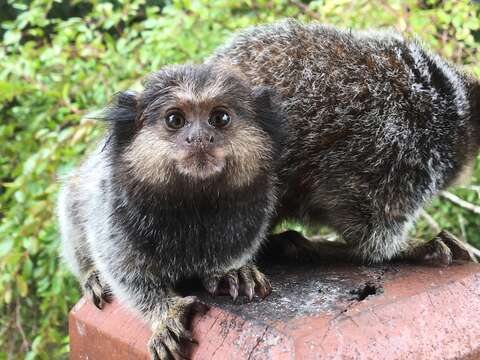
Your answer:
(1, 0), (479, 358)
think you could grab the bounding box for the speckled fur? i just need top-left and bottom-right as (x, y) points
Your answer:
(210, 20), (480, 262)
(58, 64), (286, 357)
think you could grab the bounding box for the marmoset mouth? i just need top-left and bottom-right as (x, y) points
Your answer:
(183, 150), (217, 162)
(176, 151), (226, 179)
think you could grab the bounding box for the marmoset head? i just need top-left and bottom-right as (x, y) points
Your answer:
(104, 64), (285, 188)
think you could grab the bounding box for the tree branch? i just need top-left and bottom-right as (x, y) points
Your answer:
(440, 191), (480, 215)
(15, 296), (30, 352)
(420, 210), (440, 232)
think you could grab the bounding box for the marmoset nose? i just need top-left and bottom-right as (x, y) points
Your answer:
(185, 130), (215, 147)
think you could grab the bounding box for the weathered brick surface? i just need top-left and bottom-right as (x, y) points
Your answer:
(70, 262), (480, 359)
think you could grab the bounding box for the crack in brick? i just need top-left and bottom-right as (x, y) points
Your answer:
(207, 312), (222, 333)
(209, 329), (229, 359)
(246, 326), (269, 360)
(319, 318), (336, 347)
(457, 276), (480, 297)
(438, 290), (462, 334)
(321, 267), (389, 345)
(209, 317), (246, 359)
(370, 308), (389, 328)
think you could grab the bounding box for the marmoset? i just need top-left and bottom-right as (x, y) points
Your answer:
(59, 20), (480, 360)
(210, 19), (480, 263)
(58, 64), (285, 359)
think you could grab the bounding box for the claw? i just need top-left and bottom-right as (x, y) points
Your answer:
(83, 269), (112, 309)
(437, 230), (477, 262)
(226, 271), (239, 301)
(149, 337), (174, 360)
(245, 281), (255, 301)
(426, 238), (452, 266)
(202, 274), (221, 296)
(252, 268), (272, 299)
(239, 267), (255, 301)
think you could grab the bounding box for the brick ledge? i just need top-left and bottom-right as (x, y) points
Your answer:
(69, 262), (480, 359)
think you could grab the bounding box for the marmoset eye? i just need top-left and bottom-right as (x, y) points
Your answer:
(208, 110), (231, 128)
(165, 111), (185, 130)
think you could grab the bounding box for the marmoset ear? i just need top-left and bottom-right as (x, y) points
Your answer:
(98, 90), (141, 151)
(252, 86), (288, 154)
(102, 90), (139, 123)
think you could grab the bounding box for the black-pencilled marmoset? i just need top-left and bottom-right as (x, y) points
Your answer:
(58, 64), (285, 359)
(210, 19), (479, 264)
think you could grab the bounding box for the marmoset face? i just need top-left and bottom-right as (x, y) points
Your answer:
(163, 105), (230, 179)
(121, 64), (275, 187)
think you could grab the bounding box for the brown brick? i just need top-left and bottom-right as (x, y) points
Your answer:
(69, 262), (480, 359)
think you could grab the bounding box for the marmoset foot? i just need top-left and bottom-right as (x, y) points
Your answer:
(263, 230), (352, 262)
(82, 269), (112, 309)
(401, 230), (477, 266)
(266, 230), (317, 260)
(148, 296), (209, 360)
(202, 264), (272, 301)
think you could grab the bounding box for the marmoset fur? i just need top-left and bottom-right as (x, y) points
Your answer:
(58, 64), (285, 359)
(210, 19), (480, 263)
(59, 20), (480, 360)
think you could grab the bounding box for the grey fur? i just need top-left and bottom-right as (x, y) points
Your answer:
(59, 20), (480, 359)
(209, 19), (480, 262)
(58, 64), (284, 359)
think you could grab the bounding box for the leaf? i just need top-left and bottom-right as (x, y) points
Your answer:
(16, 275), (29, 297)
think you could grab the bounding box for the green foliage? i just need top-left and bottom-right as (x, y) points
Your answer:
(1, 0), (479, 358)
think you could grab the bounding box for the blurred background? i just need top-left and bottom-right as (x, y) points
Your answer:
(0, 0), (479, 358)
